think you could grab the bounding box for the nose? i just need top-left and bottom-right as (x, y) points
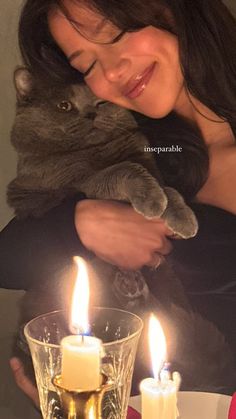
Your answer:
(82, 105), (97, 120)
(102, 57), (130, 83)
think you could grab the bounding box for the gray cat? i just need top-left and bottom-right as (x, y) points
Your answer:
(8, 68), (235, 394)
(8, 66), (198, 309)
(8, 67), (198, 238)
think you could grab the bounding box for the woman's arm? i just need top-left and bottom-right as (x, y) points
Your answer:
(0, 194), (173, 290)
(75, 199), (173, 270)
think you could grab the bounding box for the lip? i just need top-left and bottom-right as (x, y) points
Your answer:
(122, 62), (156, 99)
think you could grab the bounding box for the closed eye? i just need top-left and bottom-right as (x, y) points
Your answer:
(83, 60), (97, 78)
(110, 30), (126, 44)
(82, 31), (126, 78)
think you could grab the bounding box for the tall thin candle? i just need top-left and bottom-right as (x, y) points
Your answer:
(140, 314), (181, 419)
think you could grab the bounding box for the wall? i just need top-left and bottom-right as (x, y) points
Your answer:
(0, 0), (23, 229)
(0, 0), (235, 230)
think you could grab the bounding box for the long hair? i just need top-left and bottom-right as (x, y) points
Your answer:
(18, 0), (236, 198)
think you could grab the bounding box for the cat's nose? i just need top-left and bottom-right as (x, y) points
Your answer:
(83, 105), (97, 120)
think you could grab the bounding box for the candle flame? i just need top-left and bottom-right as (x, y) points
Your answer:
(71, 256), (90, 335)
(149, 314), (167, 380)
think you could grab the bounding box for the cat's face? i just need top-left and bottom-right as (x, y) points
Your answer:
(14, 67), (138, 149)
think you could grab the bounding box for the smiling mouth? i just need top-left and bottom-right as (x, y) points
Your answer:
(123, 63), (156, 99)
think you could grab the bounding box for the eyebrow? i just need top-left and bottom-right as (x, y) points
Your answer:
(58, 4), (107, 64)
(65, 17), (105, 63)
(69, 16), (107, 33)
(68, 28), (126, 62)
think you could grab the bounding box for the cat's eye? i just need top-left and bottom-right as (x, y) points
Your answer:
(57, 101), (73, 112)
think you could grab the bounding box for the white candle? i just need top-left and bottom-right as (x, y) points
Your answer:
(61, 335), (101, 391)
(141, 378), (178, 419)
(141, 378), (164, 419)
(61, 257), (101, 391)
(140, 315), (180, 419)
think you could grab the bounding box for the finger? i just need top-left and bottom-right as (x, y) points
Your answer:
(153, 236), (173, 256)
(154, 217), (182, 239)
(94, 251), (141, 270)
(10, 357), (40, 408)
(146, 253), (166, 269)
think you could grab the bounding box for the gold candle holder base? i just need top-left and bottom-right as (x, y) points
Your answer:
(53, 374), (114, 419)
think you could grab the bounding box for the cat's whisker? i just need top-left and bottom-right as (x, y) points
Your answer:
(94, 118), (136, 134)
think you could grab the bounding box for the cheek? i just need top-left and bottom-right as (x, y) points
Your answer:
(127, 27), (179, 58)
(85, 78), (115, 101)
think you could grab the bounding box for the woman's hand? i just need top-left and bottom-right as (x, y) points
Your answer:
(75, 200), (174, 270)
(10, 358), (40, 408)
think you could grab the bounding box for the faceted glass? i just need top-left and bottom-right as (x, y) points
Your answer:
(24, 308), (143, 419)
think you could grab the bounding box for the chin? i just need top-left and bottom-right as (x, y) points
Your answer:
(135, 106), (173, 119)
(133, 97), (175, 119)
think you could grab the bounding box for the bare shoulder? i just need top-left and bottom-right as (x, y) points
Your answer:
(195, 144), (236, 215)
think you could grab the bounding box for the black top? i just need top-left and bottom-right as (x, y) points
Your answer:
(170, 202), (236, 293)
(169, 203), (236, 353)
(0, 195), (235, 307)
(0, 191), (235, 390)
(0, 193), (90, 290)
(1, 195), (235, 292)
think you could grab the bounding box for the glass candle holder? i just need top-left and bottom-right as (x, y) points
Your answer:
(24, 308), (143, 419)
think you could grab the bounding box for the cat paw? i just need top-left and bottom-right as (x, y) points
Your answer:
(130, 179), (168, 219)
(162, 187), (198, 239)
(165, 207), (198, 238)
(112, 269), (150, 308)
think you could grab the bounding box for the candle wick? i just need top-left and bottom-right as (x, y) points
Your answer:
(82, 334), (85, 344)
(160, 363), (171, 387)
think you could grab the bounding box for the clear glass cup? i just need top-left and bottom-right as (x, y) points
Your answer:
(24, 308), (143, 419)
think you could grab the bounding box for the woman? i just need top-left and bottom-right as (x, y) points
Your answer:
(1, 0), (236, 399)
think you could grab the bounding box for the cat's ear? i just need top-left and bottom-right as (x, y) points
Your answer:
(14, 67), (34, 99)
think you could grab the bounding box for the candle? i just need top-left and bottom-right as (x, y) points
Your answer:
(140, 314), (181, 419)
(61, 256), (101, 391)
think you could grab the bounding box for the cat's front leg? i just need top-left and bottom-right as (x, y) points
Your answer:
(162, 187), (198, 238)
(81, 161), (168, 218)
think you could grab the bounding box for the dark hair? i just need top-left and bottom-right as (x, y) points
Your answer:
(18, 0), (236, 198)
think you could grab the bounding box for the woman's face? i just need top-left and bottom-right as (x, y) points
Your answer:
(48, 1), (186, 118)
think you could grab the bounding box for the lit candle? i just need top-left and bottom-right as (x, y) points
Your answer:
(140, 314), (181, 419)
(61, 256), (101, 391)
